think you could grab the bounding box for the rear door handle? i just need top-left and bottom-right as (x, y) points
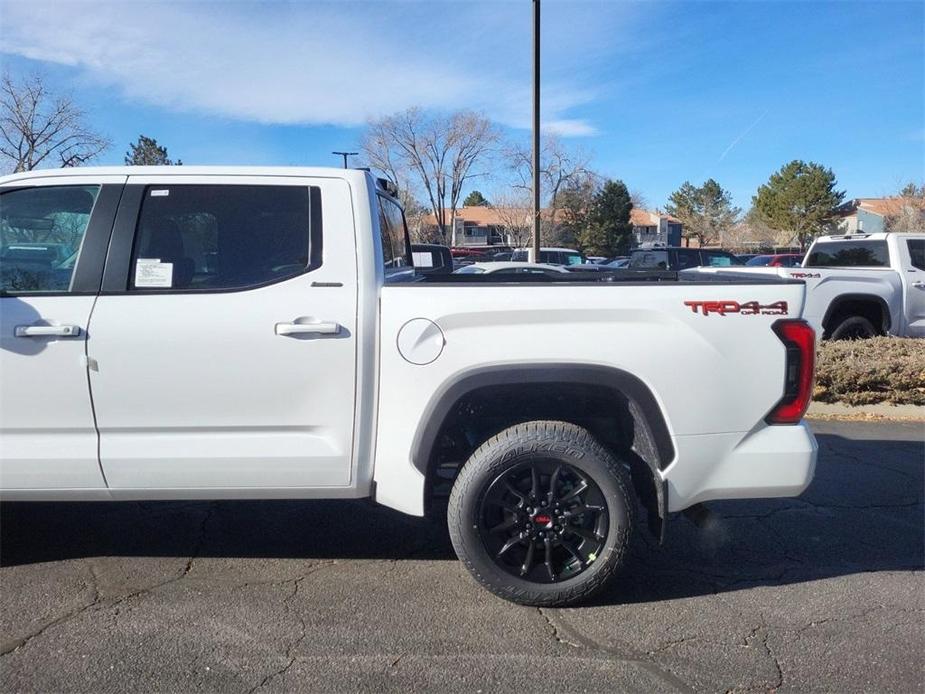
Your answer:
(14, 324), (82, 337)
(275, 321), (340, 336)
(913, 281), (925, 288)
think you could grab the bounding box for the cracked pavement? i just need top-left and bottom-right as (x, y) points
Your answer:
(1, 419), (922, 693)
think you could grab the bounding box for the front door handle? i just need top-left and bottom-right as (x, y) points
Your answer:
(14, 324), (82, 338)
(913, 281), (925, 288)
(275, 321), (340, 336)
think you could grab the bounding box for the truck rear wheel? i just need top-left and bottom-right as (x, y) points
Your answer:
(829, 315), (877, 340)
(448, 420), (634, 606)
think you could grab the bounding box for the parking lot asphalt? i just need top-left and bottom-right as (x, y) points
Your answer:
(1, 419), (922, 693)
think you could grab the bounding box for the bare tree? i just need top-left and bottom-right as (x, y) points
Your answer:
(489, 192), (533, 248)
(729, 208), (797, 251)
(884, 183), (925, 232)
(504, 134), (592, 242)
(0, 73), (110, 173)
(630, 189), (649, 211)
(361, 108), (499, 245)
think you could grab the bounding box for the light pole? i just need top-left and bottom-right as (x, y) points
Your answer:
(531, 0), (541, 262)
(332, 151), (357, 169)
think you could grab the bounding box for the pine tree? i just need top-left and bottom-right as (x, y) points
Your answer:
(462, 190), (489, 206)
(578, 180), (633, 257)
(753, 161), (844, 250)
(125, 135), (182, 166)
(666, 179), (740, 247)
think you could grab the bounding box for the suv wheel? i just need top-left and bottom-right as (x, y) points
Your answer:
(448, 420), (634, 606)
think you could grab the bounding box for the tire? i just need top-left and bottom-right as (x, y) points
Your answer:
(829, 315), (877, 340)
(448, 420), (635, 607)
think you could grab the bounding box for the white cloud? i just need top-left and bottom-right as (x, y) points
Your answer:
(543, 120), (598, 137)
(0, 0), (616, 135)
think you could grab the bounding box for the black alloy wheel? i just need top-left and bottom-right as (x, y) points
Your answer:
(477, 459), (608, 583)
(448, 420), (635, 607)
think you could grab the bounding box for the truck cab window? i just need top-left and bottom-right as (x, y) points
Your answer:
(805, 240), (889, 268)
(130, 185), (316, 291)
(0, 186), (99, 293)
(377, 195), (411, 273)
(907, 239), (925, 271)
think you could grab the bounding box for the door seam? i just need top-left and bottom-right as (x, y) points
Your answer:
(84, 293), (109, 488)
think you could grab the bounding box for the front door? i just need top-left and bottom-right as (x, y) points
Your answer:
(87, 176), (359, 490)
(0, 180), (122, 490)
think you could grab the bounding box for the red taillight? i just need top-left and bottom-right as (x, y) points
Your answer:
(767, 319), (816, 425)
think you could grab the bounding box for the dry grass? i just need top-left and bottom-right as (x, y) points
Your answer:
(814, 337), (925, 406)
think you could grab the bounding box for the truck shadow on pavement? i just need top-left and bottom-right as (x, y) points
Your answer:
(1, 429), (922, 606)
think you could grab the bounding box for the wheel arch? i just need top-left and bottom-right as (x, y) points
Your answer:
(411, 363), (675, 539)
(822, 293), (891, 337)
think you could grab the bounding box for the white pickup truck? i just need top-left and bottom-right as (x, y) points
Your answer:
(0, 167), (817, 606)
(696, 232), (925, 339)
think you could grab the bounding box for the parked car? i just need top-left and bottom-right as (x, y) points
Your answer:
(737, 253), (761, 263)
(586, 256), (608, 264)
(694, 232), (925, 339)
(511, 246), (585, 266)
(627, 247), (743, 270)
(491, 251), (513, 262)
(0, 165), (817, 607)
(746, 254), (804, 268)
(453, 261), (569, 276)
(603, 258), (630, 268)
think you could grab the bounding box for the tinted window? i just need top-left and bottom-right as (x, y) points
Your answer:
(130, 185), (316, 291)
(511, 250), (528, 262)
(702, 250), (740, 267)
(378, 195), (411, 272)
(628, 250), (668, 269)
(1, 185), (99, 293)
(805, 240), (889, 267)
(747, 255), (772, 266)
(542, 250), (584, 266)
(675, 249), (701, 270)
(907, 239), (925, 271)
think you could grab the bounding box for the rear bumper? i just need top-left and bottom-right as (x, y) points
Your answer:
(664, 422), (817, 512)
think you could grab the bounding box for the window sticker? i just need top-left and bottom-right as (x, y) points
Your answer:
(412, 251), (434, 268)
(135, 258), (173, 288)
(150, 189), (170, 197)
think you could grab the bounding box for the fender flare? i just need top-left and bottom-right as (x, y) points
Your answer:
(410, 363), (675, 532)
(822, 293), (892, 334)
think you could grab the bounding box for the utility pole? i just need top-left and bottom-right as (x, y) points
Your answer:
(531, 0), (541, 262)
(332, 151), (357, 169)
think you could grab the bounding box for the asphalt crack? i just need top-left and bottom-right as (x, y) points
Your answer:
(246, 562), (336, 693)
(0, 504), (216, 658)
(537, 608), (695, 693)
(537, 607), (581, 648)
(759, 628), (783, 691)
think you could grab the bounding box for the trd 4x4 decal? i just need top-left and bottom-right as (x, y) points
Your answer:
(684, 300), (789, 316)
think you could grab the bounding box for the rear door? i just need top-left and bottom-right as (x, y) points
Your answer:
(0, 177), (123, 490)
(87, 175), (359, 490)
(900, 237), (925, 337)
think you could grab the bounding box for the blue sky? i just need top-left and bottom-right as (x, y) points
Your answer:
(1, 0), (922, 209)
